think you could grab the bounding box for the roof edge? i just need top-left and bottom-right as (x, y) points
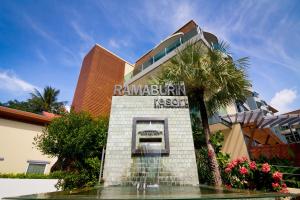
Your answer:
(94, 43), (134, 66)
(135, 19), (199, 64)
(0, 106), (53, 126)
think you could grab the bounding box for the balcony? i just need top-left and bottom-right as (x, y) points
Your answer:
(124, 27), (200, 82)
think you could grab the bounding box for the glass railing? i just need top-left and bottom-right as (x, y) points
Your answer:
(129, 27), (199, 80)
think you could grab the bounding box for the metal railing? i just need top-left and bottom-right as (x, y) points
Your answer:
(127, 27), (199, 80)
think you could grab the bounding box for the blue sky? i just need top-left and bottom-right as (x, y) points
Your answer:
(0, 0), (299, 113)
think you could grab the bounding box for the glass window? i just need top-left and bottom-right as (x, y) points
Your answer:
(26, 163), (46, 174)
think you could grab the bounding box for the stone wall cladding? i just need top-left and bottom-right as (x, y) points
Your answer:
(103, 96), (199, 186)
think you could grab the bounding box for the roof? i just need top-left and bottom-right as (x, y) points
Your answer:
(94, 44), (133, 66)
(220, 109), (300, 128)
(285, 109), (300, 115)
(0, 106), (53, 125)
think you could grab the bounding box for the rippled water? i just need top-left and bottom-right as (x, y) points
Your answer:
(3, 185), (295, 200)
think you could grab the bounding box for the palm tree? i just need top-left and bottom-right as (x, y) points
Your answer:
(155, 42), (251, 186)
(29, 86), (66, 114)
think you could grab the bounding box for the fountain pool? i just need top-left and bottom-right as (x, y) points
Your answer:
(3, 185), (296, 200)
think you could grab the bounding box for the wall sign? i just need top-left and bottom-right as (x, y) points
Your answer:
(113, 83), (189, 109)
(137, 130), (163, 136)
(113, 83), (186, 96)
(154, 98), (189, 109)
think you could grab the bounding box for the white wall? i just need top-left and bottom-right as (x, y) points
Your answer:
(0, 118), (57, 174)
(0, 178), (59, 199)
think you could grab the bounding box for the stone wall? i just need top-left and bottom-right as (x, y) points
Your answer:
(103, 96), (199, 186)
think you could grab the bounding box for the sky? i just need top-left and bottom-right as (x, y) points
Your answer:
(0, 0), (299, 113)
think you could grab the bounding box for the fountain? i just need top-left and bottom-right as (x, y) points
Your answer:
(3, 93), (298, 199)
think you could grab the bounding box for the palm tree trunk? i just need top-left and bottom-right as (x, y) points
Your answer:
(197, 90), (223, 186)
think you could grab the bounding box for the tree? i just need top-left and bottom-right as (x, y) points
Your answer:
(0, 100), (34, 113)
(34, 111), (108, 172)
(29, 86), (66, 114)
(0, 86), (66, 115)
(155, 42), (251, 186)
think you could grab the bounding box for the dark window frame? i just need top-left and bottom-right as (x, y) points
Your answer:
(131, 117), (169, 156)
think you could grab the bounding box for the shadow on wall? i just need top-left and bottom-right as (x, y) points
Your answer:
(222, 123), (250, 160)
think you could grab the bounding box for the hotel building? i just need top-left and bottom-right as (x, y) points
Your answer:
(1, 20), (299, 176)
(72, 20), (300, 161)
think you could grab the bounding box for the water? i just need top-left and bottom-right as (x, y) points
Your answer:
(3, 185), (295, 199)
(123, 142), (173, 189)
(4, 139), (298, 199)
(135, 143), (161, 189)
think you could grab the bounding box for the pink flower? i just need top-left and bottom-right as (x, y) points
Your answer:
(261, 163), (271, 173)
(225, 167), (232, 173)
(272, 171), (283, 181)
(225, 184), (232, 190)
(249, 161), (257, 170)
(231, 160), (238, 167)
(280, 184), (288, 193)
(239, 167), (248, 175)
(238, 156), (248, 163)
(272, 182), (280, 189)
(226, 163), (234, 169)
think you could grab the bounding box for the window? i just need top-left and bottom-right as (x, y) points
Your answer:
(26, 160), (49, 174)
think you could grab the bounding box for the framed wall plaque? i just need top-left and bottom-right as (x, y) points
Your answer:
(131, 117), (169, 156)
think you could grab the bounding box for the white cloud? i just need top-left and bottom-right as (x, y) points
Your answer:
(71, 21), (94, 43)
(108, 39), (120, 49)
(0, 70), (38, 93)
(270, 89), (298, 113)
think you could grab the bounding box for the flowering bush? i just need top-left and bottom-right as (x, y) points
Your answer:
(223, 156), (288, 193)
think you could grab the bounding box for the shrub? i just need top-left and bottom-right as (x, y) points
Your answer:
(0, 171), (64, 179)
(55, 157), (101, 190)
(34, 111), (108, 190)
(196, 147), (214, 185)
(223, 157), (288, 193)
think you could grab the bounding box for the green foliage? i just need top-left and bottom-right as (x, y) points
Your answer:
(155, 41), (251, 115)
(155, 41), (250, 186)
(254, 155), (292, 166)
(195, 131), (230, 185)
(190, 112), (206, 149)
(0, 171), (64, 179)
(285, 179), (300, 188)
(34, 112), (108, 168)
(0, 100), (35, 113)
(0, 86), (66, 114)
(29, 86), (66, 114)
(34, 111), (108, 190)
(223, 158), (288, 192)
(196, 147), (214, 185)
(254, 155), (300, 188)
(210, 131), (225, 153)
(55, 157), (101, 190)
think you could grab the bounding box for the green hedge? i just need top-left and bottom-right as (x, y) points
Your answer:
(0, 171), (64, 179)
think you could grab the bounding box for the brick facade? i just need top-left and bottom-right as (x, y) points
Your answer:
(72, 45), (126, 117)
